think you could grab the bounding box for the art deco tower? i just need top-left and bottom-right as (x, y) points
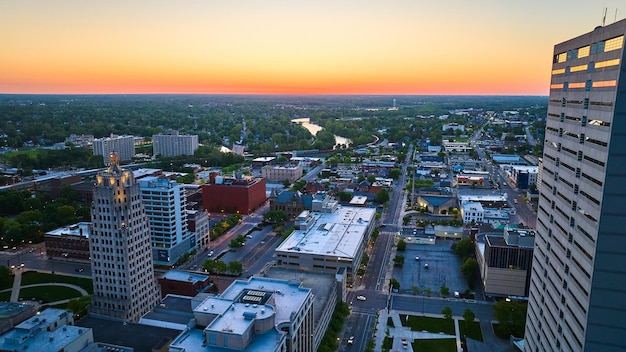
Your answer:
(525, 20), (626, 351)
(89, 153), (160, 322)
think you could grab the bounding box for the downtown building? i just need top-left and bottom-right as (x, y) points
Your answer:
(92, 134), (136, 164)
(138, 176), (197, 266)
(152, 131), (199, 157)
(524, 21), (626, 351)
(90, 154), (160, 322)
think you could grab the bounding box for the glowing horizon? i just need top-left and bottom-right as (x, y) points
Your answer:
(1, 1), (624, 95)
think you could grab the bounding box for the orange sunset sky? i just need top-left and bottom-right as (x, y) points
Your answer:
(1, 1), (624, 95)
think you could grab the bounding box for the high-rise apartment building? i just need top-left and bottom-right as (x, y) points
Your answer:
(90, 154), (160, 322)
(138, 176), (196, 266)
(152, 131), (199, 157)
(92, 134), (136, 164)
(525, 20), (626, 352)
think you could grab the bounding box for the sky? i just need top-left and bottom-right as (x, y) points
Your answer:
(1, 1), (624, 95)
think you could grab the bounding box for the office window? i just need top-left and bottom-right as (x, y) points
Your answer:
(604, 35), (624, 51)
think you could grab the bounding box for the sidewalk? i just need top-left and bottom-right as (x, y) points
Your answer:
(374, 309), (461, 352)
(10, 269), (22, 302)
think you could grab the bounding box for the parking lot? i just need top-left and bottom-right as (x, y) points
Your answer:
(392, 239), (468, 295)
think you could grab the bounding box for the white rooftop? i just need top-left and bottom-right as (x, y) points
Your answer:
(161, 270), (209, 285)
(276, 206), (376, 259)
(45, 222), (92, 238)
(194, 277), (310, 335)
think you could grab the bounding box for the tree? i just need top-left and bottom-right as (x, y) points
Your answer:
(282, 179), (291, 188)
(263, 210), (288, 224)
(374, 188), (390, 204)
(338, 191), (353, 202)
(388, 168), (402, 180)
(461, 258), (480, 288)
(424, 288), (432, 297)
(411, 285), (421, 296)
(396, 239), (407, 251)
(454, 237), (475, 261)
(463, 308), (475, 323)
(228, 261), (243, 275)
(390, 278), (400, 292)
(492, 300), (527, 338)
(393, 254), (405, 267)
(442, 306), (453, 320)
(440, 285), (450, 297)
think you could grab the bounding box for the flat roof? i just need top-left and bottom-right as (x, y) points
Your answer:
(77, 314), (181, 352)
(193, 277), (310, 336)
(261, 267), (336, 328)
(169, 324), (283, 352)
(0, 302), (35, 319)
(45, 222), (92, 238)
(0, 309), (91, 352)
(349, 195), (367, 205)
(275, 206), (376, 260)
(160, 270), (210, 285)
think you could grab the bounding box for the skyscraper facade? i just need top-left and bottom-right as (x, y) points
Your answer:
(152, 131), (199, 157)
(90, 154), (160, 322)
(92, 134), (136, 164)
(138, 176), (196, 266)
(525, 20), (625, 352)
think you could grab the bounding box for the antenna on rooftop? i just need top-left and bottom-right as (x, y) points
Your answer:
(614, 9), (618, 23)
(602, 8), (607, 26)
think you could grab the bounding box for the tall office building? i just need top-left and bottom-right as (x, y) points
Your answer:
(90, 153), (160, 322)
(138, 176), (196, 266)
(92, 134), (136, 164)
(525, 20), (626, 351)
(152, 131), (199, 157)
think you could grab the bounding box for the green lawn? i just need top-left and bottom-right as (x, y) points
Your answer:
(412, 338), (457, 352)
(382, 336), (393, 350)
(19, 285), (82, 303)
(20, 271), (93, 294)
(400, 315), (455, 335)
(459, 320), (483, 342)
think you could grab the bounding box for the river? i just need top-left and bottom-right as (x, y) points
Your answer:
(291, 118), (351, 149)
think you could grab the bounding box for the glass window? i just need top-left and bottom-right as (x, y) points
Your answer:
(604, 35), (624, 52)
(570, 64), (588, 72)
(592, 80), (617, 88)
(577, 46), (590, 58)
(595, 58), (620, 68)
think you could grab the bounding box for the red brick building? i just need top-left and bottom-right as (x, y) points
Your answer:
(158, 270), (212, 298)
(201, 173), (266, 215)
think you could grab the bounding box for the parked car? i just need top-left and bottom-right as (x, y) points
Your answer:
(356, 295), (366, 301)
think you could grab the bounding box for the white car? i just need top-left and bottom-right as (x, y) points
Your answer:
(347, 336), (354, 345)
(356, 295), (366, 301)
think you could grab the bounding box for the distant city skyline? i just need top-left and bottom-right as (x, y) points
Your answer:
(1, 1), (624, 95)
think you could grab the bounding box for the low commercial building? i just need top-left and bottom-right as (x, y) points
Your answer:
(158, 270), (212, 298)
(275, 201), (376, 283)
(507, 165), (538, 189)
(44, 222), (92, 260)
(461, 202), (484, 224)
(0, 302), (38, 335)
(202, 173), (267, 215)
(0, 308), (94, 352)
(261, 164), (303, 183)
(476, 226), (535, 297)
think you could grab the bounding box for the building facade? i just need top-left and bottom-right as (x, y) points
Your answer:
(261, 164), (303, 183)
(525, 21), (626, 352)
(138, 176), (196, 266)
(479, 226), (534, 297)
(90, 154), (160, 322)
(152, 132), (199, 157)
(44, 222), (92, 260)
(202, 173), (266, 215)
(92, 134), (135, 164)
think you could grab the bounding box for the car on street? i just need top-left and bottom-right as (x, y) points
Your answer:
(356, 295), (366, 301)
(424, 263), (429, 269)
(415, 256), (420, 261)
(347, 336), (354, 345)
(208, 251), (214, 257)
